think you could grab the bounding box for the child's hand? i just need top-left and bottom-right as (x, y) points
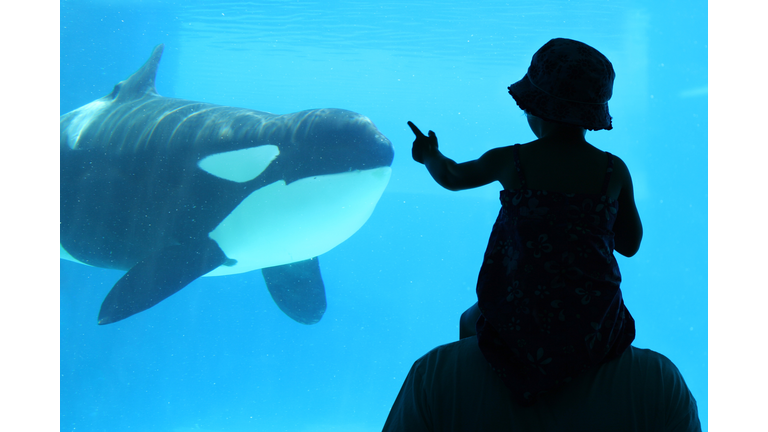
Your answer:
(408, 121), (438, 164)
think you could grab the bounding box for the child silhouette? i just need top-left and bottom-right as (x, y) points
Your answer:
(409, 38), (643, 405)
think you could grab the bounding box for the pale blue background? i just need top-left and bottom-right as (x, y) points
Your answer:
(60, 1), (707, 431)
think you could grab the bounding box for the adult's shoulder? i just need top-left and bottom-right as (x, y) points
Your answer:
(590, 346), (702, 432)
(408, 337), (485, 376)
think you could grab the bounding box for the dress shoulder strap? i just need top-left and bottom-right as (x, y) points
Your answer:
(601, 152), (615, 196)
(512, 144), (528, 189)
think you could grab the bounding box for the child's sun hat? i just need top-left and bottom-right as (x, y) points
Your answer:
(508, 38), (615, 131)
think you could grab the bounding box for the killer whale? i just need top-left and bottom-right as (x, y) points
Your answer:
(60, 44), (394, 325)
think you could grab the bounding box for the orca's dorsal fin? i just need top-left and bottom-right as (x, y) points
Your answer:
(110, 44), (165, 102)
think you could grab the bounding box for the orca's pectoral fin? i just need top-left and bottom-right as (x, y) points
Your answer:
(97, 238), (229, 325)
(262, 257), (327, 325)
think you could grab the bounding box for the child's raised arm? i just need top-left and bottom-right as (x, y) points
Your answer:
(408, 121), (504, 191)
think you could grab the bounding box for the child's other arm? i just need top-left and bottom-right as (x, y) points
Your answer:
(408, 121), (503, 191)
(612, 156), (643, 257)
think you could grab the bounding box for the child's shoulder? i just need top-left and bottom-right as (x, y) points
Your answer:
(486, 144), (520, 154)
(478, 144), (520, 163)
(604, 152), (633, 200)
(607, 153), (632, 179)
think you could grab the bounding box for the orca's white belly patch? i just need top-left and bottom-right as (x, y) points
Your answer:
(207, 166), (391, 276)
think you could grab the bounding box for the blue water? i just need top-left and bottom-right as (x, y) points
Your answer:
(60, 1), (707, 431)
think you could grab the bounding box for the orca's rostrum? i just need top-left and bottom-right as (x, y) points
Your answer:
(60, 44), (394, 325)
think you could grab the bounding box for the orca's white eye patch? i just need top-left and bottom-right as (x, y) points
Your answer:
(198, 145), (280, 183)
